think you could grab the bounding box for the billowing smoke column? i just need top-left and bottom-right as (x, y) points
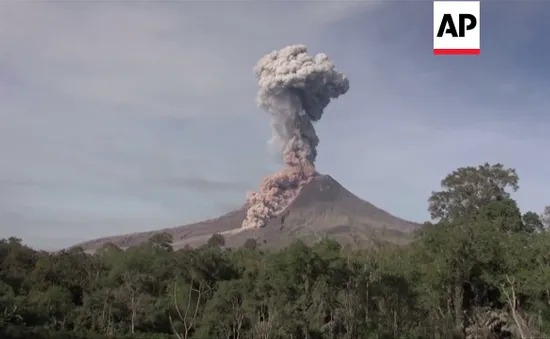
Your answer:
(241, 45), (350, 229)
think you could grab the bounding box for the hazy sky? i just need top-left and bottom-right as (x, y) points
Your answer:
(1, 1), (549, 250)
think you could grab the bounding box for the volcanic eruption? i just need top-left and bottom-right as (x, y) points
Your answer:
(73, 44), (422, 252)
(242, 45), (350, 229)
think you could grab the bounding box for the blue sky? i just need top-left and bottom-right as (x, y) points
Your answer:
(1, 1), (549, 250)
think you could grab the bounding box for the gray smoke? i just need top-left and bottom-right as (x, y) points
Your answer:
(242, 44), (350, 229)
(255, 45), (350, 166)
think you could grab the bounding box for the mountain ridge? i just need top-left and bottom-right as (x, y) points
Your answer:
(74, 174), (421, 251)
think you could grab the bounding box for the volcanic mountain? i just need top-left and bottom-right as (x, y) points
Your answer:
(75, 175), (421, 251)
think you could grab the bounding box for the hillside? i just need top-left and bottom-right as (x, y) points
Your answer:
(75, 174), (421, 251)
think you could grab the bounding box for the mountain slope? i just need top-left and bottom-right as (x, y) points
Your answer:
(75, 174), (421, 251)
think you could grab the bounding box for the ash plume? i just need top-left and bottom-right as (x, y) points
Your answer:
(242, 45), (349, 229)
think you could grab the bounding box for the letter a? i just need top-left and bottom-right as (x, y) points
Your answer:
(437, 14), (458, 37)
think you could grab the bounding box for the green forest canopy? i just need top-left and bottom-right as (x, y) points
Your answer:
(1, 163), (549, 339)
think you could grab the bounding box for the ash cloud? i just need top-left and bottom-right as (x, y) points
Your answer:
(242, 45), (349, 229)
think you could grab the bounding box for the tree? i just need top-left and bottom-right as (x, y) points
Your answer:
(206, 234), (225, 248)
(522, 211), (544, 233)
(423, 164), (524, 336)
(28, 285), (74, 329)
(243, 239), (257, 251)
(542, 206), (550, 229)
(169, 279), (211, 339)
(478, 197), (523, 233)
(149, 233), (174, 252)
(198, 279), (253, 339)
(428, 163), (519, 221)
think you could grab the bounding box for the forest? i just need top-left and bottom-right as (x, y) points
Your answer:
(1, 163), (549, 339)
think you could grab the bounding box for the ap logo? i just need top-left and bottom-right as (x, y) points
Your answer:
(433, 1), (480, 55)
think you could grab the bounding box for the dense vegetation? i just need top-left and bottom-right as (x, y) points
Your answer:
(1, 163), (549, 339)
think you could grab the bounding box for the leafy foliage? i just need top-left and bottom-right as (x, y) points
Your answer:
(428, 163), (519, 221)
(1, 163), (549, 339)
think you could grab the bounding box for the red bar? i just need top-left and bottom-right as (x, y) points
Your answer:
(433, 49), (480, 55)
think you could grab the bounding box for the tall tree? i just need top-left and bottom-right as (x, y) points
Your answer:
(428, 163), (519, 221)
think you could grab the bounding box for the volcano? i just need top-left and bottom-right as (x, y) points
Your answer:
(75, 175), (421, 251)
